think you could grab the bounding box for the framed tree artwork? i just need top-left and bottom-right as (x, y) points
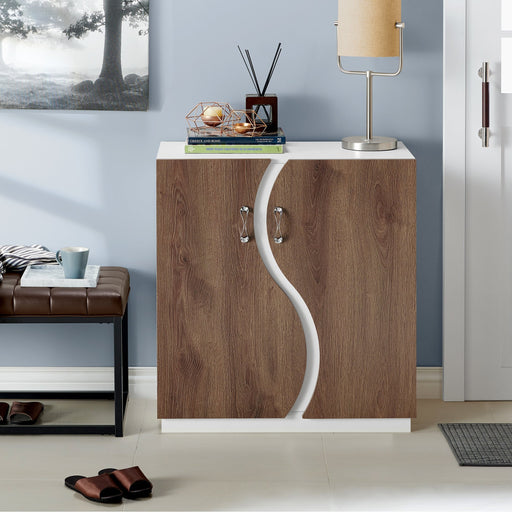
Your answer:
(0, 0), (149, 110)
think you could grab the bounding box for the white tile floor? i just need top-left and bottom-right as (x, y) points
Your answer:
(1, 396), (512, 511)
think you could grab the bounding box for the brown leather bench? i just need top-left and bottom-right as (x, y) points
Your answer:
(0, 267), (130, 436)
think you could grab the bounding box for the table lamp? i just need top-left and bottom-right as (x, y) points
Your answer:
(336, 0), (404, 151)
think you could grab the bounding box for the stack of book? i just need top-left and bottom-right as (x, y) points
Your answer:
(185, 128), (286, 154)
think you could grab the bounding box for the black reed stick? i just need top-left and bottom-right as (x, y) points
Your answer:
(255, 44), (281, 121)
(261, 43), (282, 97)
(245, 49), (270, 120)
(238, 45), (259, 94)
(245, 49), (262, 96)
(265, 48), (281, 93)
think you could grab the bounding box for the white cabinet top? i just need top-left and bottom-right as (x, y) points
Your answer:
(157, 141), (415, 161)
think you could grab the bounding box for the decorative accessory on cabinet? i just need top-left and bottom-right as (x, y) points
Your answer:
(185, 109), (269, 143)
(185, 102), (234, 135)
(185, 108), (275, 154)
(231, 109), (267, 136)
(336, 0), (404, 151)
(238, 43), (282, 133)
(246, 94), (278, 133)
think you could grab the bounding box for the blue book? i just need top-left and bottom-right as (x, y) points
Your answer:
(187, 127), (286, 145)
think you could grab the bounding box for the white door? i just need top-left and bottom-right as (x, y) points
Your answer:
(444, 0), (512, 400)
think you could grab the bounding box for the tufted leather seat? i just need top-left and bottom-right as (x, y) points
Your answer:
(0, 267), (129, 317)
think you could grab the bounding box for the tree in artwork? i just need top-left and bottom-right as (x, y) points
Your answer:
(64, 0), (149, 92)
(0, 0), (86, 69)
(0, 0), (36, 68)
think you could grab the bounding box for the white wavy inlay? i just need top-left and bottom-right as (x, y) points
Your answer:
(254, 162), (320, 419)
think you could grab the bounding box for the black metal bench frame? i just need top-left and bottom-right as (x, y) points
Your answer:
(0, 306), (128, 437)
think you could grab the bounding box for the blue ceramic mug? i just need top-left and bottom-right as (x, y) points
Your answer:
(56, 247), (89, 279)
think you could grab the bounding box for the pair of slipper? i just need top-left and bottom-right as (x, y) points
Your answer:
(65, 466), (153, 504)
(0, 401), (44, 425)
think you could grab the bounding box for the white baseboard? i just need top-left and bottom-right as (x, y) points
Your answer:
(0, 367), (443, 400)
(416, 367), (443, 399)
(0, 367), (156, 399)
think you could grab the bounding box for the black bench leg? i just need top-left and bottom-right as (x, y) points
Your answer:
(122, 305), (129, 409)
(114, 313), (127, 437)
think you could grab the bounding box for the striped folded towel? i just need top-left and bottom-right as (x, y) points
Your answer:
(0, 245), (57, 282)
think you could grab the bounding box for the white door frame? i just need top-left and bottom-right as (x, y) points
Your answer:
(443, 0), (467, 401)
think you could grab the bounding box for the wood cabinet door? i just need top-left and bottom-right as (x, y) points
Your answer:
(157, 159), (306, 419)
(269, 160), (416, 419)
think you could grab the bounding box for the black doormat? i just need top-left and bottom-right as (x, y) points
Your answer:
(439, 423), (512, 466)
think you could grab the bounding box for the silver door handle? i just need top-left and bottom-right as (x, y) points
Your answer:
(240, 206), (250, 243)
(273, 207), (284, 244)
(478, 62), (490, 147)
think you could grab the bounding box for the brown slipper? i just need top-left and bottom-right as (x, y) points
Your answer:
(65, 474), (123, 504)
(0, 402), (8, 425)
(98, 467), (153, 499)
(9, 401), (44, 425)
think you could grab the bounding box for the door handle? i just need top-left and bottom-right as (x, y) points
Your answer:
(240, 206), (251, 243)
(478, 62), (490, 147)
(273, 207), (284, 244)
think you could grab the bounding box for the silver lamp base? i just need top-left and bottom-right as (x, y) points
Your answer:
(342, 136), (398, 151)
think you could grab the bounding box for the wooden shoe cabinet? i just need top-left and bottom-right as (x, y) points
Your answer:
(156, 142), (416, 432)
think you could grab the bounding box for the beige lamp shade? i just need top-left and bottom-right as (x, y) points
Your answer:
(338, 0), (401, 57)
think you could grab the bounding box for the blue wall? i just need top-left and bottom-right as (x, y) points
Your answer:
(0, 0), (443, 367)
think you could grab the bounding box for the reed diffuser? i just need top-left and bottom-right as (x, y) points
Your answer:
(238, 43), (282, 133)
